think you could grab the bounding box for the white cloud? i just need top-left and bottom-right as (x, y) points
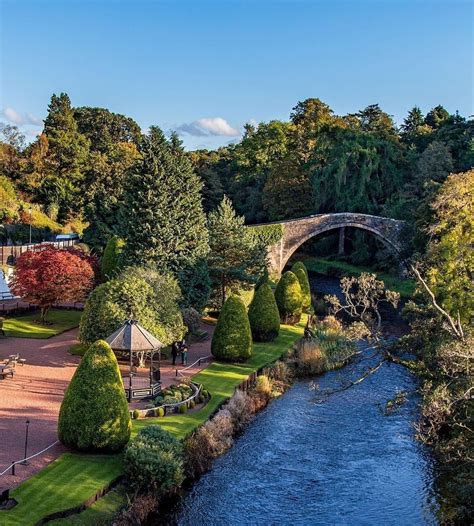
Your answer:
(2, 107), (41, 126)
(176, 117), (240, 137)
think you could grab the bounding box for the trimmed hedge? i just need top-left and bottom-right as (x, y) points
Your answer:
(275, 271), (303, 325)
(292, 262), (311, 311)
(124, 425), (184, 493)
(211, 296), (252, 362)
(58, 340), (131, 452)
(100, 236), (124, 280)
(248, 283), (280, 342)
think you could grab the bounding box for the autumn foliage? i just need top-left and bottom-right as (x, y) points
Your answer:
(11, 245), (94, 322)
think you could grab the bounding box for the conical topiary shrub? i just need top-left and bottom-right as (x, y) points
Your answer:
(58, 340), (131, 452)
(248, 283), (280, 342)
(211, 296), (252, 362)
(101, 236), (125, 281)
(275, 271), (303, 325)
(292, 262), (311, 311)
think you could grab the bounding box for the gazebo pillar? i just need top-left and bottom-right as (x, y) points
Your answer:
(129, 351), (133, 402)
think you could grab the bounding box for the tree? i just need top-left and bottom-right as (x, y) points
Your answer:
(79, 270), (185, 346)
(426, 169), (474, 324)
(211, 296), (252, 362)
(400, 106), (433, 150)
(354, 104), (398, 139)
(119, 128), (209, 272)
(101, 236), (125, 280)
(417, 141), (454, 187)
(425, 105), (450, 129)
(42, 93), (90, 221)
(274, 271), (303, 325)
(58, 340), (131, 451)
(207, 196), (266, 308)
(11, 246), (94, 323)
(177, 258), (211, 312)
(248, 283), (280, 342)
(292, 262), (311, 311)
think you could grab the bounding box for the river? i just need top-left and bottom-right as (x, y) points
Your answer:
(158, 274), (439, 525)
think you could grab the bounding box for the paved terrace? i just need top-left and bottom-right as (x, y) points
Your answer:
(0, 322), (214, 490)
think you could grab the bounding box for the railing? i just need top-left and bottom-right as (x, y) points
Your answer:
(175, 355), (212, 377)
(0, 440), (60, 478)
(0, 239), (78, 266)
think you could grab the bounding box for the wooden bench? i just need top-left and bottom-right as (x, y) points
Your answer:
(0, 367), (14, 379)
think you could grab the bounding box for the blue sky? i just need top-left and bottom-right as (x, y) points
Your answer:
(1, 0), (472, 149)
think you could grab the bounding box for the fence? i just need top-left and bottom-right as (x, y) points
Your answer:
(0, 239), (78, 266)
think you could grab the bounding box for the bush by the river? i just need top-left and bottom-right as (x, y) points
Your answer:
(211, 296), (252, 362)
(275, 271), (303, 324)
(79, 269), (185, 346)
(248, 283), (280, 342)
(125, 425), (184, 493)
(292, 262), (312, 311)
(58, 340), (131, 451)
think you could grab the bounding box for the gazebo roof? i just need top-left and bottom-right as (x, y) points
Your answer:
(105, 319), (164, 352)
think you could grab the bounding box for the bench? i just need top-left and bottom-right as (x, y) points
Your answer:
(0, 367), (14, 379)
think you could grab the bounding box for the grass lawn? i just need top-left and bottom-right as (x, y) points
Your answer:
(0, 319), (305, 525)
(0, 454), (123, 526)
(2, 309), (82, 339)
(302, 257), (415, 298)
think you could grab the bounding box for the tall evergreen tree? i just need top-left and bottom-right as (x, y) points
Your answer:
(42, 93), (90, 220)
(119, 128), (209, 272)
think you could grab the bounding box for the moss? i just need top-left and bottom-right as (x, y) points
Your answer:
(248, 283), (280, 342)
(58, 340), (131, 451)
(211, 296), (252, 362)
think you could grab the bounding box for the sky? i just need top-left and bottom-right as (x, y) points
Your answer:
(0, 0), (472, 150)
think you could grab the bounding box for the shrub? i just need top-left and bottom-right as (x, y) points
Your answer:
(274, 271), (303, 324)
(125, 426), (184, 493)
(101, 236), (125, 280)
(132, 409), (140, 420)
(224, 390), (253, 432)
(188, 399), (196, 409)
(182, 307), (202, 335)
(211, 296), (252, 362)
(296, 339), (327, 376)
(313, 297), (328, 316)
(255, 375), (273, 397)
(155, 407), (165, 417)
(248, 283), (280, 342)
(267, 360), (292, 384)
(58, 340), (131, 451)
(292, 263), (311, 311)
(179, 404), (187, 414)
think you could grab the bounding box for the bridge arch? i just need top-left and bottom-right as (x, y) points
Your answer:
(260, 213), (405, 276)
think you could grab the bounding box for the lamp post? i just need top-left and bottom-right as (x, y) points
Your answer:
(28, 207), (32, 244)
(21, 420), (30, 465)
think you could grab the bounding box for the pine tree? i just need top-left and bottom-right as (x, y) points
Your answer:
(119, 128), (209, 272)
(207, 196), (266, 308)
(42, 93), (90, 220)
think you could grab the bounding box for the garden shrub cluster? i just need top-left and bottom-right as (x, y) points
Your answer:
(275, 270), (303, 324)
(124, 425), (184, 493)
(248, 283), (280, 342)
(58, 340), (131, 451)
(211, 295), (252, 362)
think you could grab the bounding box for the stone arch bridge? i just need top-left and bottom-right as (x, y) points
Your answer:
(259, 213), (405, 276)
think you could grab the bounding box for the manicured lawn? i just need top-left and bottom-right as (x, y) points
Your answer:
(302, 257), (415, 298)
(0, 319), (305, 525)
(0, 454), (123, 526)
(2, 309), (82, 339)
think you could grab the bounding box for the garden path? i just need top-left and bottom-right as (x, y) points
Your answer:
(0, 321), (215, 490)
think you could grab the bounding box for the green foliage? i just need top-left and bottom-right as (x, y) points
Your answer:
(79, 270), (185, 345)
(119, 129), (209, 272)
(177, 258), (211, 312)
(292, 265), (311, 311)
(248, 283), (280, 342)
(208, 196), (266, 308)
(124, 426), (184, 493)
(101, 236), (125, 280)
(275, 271), (303, 324)
(0, 175), (20, 222)
(211, 296), (252, 362)
(58, 340), (131, 451)
(248, 223), (284, 246)
(132, 410), (140, 420)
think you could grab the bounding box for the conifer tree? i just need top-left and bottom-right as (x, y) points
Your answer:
(119, 128), (209, 273)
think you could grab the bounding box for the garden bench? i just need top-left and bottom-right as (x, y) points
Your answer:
(0, 366), (15, 379)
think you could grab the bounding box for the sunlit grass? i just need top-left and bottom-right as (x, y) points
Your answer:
(2, 309), (82, 339)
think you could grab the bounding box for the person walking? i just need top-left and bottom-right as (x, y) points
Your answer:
(171, 341), (180, 366)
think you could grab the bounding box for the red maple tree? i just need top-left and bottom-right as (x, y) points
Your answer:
(11, 245), (95, 323)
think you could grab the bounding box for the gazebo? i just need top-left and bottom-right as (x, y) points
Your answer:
(105, 319), (163, 402)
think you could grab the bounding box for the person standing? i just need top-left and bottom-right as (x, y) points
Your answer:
(171, 341), (180, 366)
(181, 341), (189, 366)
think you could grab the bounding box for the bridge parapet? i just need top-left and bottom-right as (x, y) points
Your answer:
(261, 213), (405, 276)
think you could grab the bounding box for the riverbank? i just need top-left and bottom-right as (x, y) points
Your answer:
(0, 318), (307, 525)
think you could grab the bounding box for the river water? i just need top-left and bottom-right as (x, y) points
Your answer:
(161, 274), (439, 525)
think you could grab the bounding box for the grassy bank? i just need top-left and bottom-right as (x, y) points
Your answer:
(302, 257), (415, 298)
(0, 318), (305, 526)
(2, 309), (82, 338)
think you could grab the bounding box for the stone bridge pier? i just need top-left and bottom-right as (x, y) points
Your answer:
(262, 213), (405, 276)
